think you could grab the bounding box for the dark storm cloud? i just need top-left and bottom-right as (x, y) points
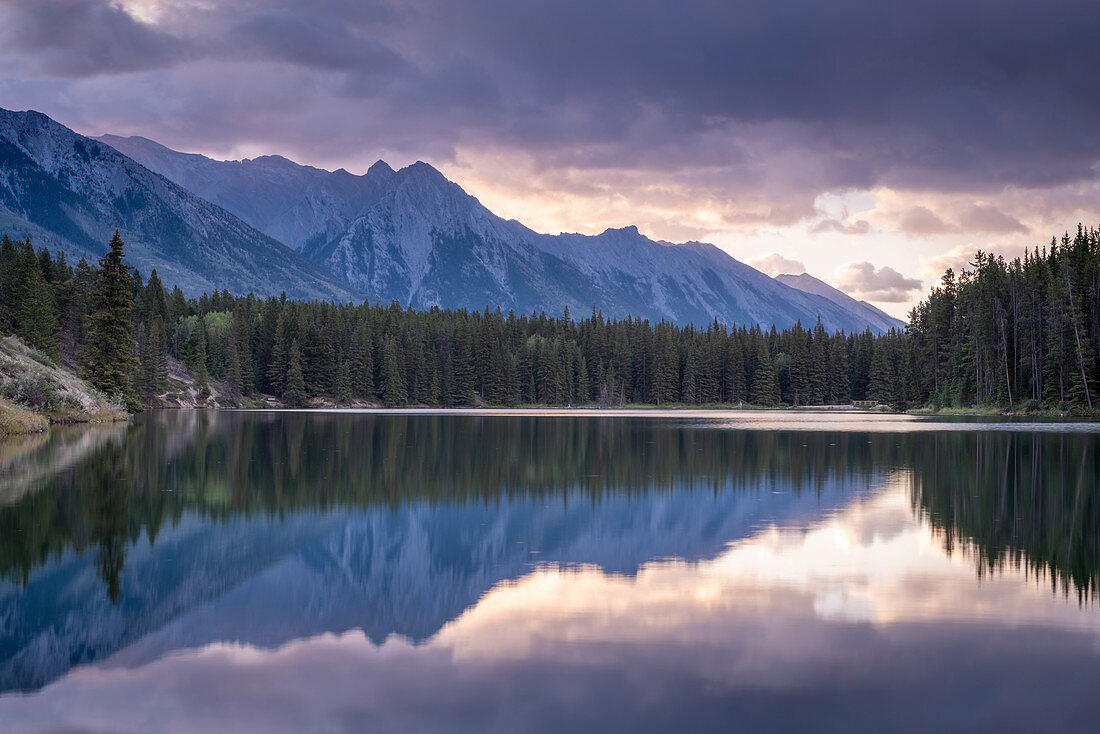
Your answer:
(2, 0), (1099, 203)
(419, 0), (1100, 189)
(226, 11), (407, 73)
(0, 0), (190, 76)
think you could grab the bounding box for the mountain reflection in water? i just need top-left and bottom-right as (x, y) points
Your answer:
(0, 411), (1097, 733)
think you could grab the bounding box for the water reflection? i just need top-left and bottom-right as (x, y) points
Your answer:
(911, 431), (1100, 602)
(0, 412), (1097, 732)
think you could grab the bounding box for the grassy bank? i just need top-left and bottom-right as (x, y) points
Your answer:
(0, 336), (127, 436)
(909, 405), (1100, 418)
(0, 395), (48, 437)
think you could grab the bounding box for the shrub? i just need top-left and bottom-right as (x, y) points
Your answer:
(1, 374), (61, 414)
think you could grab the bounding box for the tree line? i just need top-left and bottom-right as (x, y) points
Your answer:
(1, 226), (1098, 411)
(906, 225), (1100, 410)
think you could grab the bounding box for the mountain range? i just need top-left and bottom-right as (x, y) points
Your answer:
(0, 109), (357, 301)
(0, 106), (903, 332)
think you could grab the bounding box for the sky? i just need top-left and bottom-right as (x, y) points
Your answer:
(1, 1), (1098, 318)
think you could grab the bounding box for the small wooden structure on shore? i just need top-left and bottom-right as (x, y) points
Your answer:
(852, 400), (880, 408)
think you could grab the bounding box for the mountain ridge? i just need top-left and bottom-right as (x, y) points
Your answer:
(99, 132), (901, 332)
(0, 109), (360, 301)
(775, 273), (905, 332)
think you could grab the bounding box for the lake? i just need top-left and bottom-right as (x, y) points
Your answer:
(0, 410), (1098, 733)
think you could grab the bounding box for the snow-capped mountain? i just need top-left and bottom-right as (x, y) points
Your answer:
(775, 273), (905, 332)
(99, 133), (901, 332)
(0, 108), (358, 301)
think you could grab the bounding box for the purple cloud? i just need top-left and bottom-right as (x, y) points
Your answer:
(1, 0), (1096, 232)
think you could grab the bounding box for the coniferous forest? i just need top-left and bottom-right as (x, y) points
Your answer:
(2, 226), (1099, 412)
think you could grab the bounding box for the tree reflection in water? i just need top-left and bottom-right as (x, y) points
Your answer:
(0, 412), (1096, 603)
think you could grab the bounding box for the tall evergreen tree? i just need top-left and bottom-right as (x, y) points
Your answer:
(380, 336), (408, 406)
(80, 233), (138, 405)
(749, 335), (779, 406)
(284, 339), (307, 408)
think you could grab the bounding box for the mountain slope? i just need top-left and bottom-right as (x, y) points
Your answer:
(775, 273), (905, 332)
(97, 134), (395, 256)
(0, 108), (358, 301)
(313, 162), (621, 314)
(97, 132), (896, 332)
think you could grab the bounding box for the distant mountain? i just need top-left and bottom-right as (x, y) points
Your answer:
(775, 273), (905, 332)
(97, 134), (395, 256)
(0, 108), (358, 301)
(99, 134), (897, 333)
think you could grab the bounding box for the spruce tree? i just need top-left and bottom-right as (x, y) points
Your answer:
(135, 320), (166, 406)
(749, 336), (779, 406)
(81, 232), (138, 406)
(14, 239), (59, 358)
(334, 360), (353, 405)
(284, 339), (307, 408)
(380, 336), (408, 405)
(0, 235), (17, 333)
(450, 323), (475, 404)
(725, 334), (746, 403)
(653, 325), (678, 404)
(350, 319), (375, 399)
(829, 336), (851, 404)
(193, 321), (210, 402)
(681, 346), (698, 404)
(867, 340), (893, 403)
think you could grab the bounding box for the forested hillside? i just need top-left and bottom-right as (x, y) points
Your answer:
(1, 226), (1098, 412)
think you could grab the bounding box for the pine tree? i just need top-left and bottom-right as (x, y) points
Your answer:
(450, 322), (475, 404)
(193, 321), (210, 402)
(681, 346), (698, 404)
(81, 233), (138, 406)
(809, 323), (828, 404)
(653, 325), (678, 404)
(233, 304), (253, 395)
(749, 335), (779, 406)
(350, 319), (375, 399)
(380, 336), (408, 406)
(226, 324), (244, 398)
(787, 325), (810, 406)
(867, 339), (893, 403)
(284, 339), (307, 408)
(14, 240), (60, 358)
(725, 334), (746, 403)
(334, 360), (352, 405)
(0, 235), (17, 333)
(135, 318), (167, 405)
(828, 335), (850, 404)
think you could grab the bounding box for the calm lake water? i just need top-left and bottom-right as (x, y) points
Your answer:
(0, 410), (1098, 733)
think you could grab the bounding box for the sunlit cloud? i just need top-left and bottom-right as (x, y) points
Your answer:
(810, 217), (871, 235)
(833, 262), (923, 303)
(918, 240), (1032, 279)
(746, 253), (807, 277)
